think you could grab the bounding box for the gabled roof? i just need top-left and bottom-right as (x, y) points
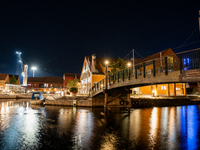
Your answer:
(0, 73), (8, 80)
(85, 56), (119, 74)
(135, 48), (173, 64)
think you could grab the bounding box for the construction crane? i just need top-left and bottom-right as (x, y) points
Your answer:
(16, 51), (28, 86)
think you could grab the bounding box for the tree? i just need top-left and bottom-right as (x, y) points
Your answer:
(110, 57), (126, 73)
(67, 79), (79, 88)
(10, 75), (17, 85)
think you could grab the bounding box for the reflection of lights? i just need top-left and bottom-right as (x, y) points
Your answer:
(149, 107), (158, 148)
(100, 132), (118, 149)
(168, 107), (176, 149)
(129, 109), (141, 143)
(161, 107), (168, 134)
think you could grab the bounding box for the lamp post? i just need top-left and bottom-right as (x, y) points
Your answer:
(105, 61), (109, 90)
(32, 67), (37, 77)
(127, 62), (131, 80)
(104, 60), (109, 108)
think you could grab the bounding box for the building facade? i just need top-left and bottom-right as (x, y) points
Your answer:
(27, 76), (63, 93)
(80, 54), (117, 94)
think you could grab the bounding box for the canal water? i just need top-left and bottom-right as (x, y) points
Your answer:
(0, 100), (200, 150)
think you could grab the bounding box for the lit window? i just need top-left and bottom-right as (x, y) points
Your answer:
(164, 86), (166, 90)
(161, 86), (163, 90)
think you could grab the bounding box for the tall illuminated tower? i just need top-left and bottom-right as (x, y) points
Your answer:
(22, 64), (28, 86)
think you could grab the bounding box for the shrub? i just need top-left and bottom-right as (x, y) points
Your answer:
(69, 87), (78, 93)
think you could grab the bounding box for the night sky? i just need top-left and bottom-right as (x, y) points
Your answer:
(0, 1), (200, 78)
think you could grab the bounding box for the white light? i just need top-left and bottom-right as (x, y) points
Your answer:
(32, 67), (37, 70)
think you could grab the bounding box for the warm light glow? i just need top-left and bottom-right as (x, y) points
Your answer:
(127, 62), (131, 67)
(105, 61), (109, 65)
(32, 67), (37, 70)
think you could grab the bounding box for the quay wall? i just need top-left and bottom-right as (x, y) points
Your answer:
(45, 99), (92, 107)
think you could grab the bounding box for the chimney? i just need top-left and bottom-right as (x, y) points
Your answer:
(92, 54), (96, 73)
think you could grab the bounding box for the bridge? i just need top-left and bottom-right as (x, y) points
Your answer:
(90, 48), (200, 107)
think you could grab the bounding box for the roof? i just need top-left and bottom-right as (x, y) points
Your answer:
(0, 73), (8, 80)
(85, 56), (119, 74)
(135, 48), (172, 64)
(64, 73), (81, 80)
(28, 77), (44, 82)
(43, 77), (63, 83)
(28, 76), (63, 83)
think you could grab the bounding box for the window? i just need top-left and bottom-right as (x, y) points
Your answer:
(167, 57), (173, 64)
(161, 86), (163, 90)
(35, 84), (36, 86)
(164, 86), (166, 90)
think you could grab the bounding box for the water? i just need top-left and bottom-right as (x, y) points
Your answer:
(0, 100), (200, 150)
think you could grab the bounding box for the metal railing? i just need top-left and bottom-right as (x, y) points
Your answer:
(91, 48), (200, 94)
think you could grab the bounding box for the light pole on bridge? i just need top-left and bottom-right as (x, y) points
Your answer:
(105, 60), (109, 108)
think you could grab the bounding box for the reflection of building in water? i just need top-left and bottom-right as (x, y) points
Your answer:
(75, 109), (93, 149)
(186, 105), (199, 150)
(57, 108), (74, 135)
(129, 109), (141, 148)
(148, 108), (158, 148)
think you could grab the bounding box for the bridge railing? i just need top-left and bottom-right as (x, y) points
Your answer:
(91, 48), (200, 94)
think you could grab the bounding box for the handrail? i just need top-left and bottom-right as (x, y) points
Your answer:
(91, 48), (200, 95)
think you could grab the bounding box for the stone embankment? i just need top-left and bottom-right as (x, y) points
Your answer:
(130, 95), (200, 107)
(45, 95), (92, 107)
(0, 94), (31, 99)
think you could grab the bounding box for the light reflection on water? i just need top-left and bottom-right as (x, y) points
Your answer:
(0, 100), (200, 149)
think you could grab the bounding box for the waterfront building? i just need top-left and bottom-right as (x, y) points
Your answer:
(80, 54), (117, 94)
(0, 73), (24, 93)
(132, 48), (187, 96)
(0, 74), (9, 91)
(27, 76), (63, 93)
(27, 73), (80, 94)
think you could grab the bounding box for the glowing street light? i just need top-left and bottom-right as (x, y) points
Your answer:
(104, 60), (109, 108)
(32, 67), (37, 77)
(127, 62), (131, 67)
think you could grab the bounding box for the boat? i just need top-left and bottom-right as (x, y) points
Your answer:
(30, 92), (44, 105)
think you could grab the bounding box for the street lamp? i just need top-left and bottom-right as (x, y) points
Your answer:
(127, 62), (131, 67)
(32, 67), (37, 77)
(127, 62), (131, 79)
(105, 61), (109, 90)
(104, 60), (109, 109)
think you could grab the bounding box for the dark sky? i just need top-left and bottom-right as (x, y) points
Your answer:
(0, 0), (200, 78)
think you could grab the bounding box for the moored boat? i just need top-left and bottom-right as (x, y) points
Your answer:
(30, 92), (44, 105)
